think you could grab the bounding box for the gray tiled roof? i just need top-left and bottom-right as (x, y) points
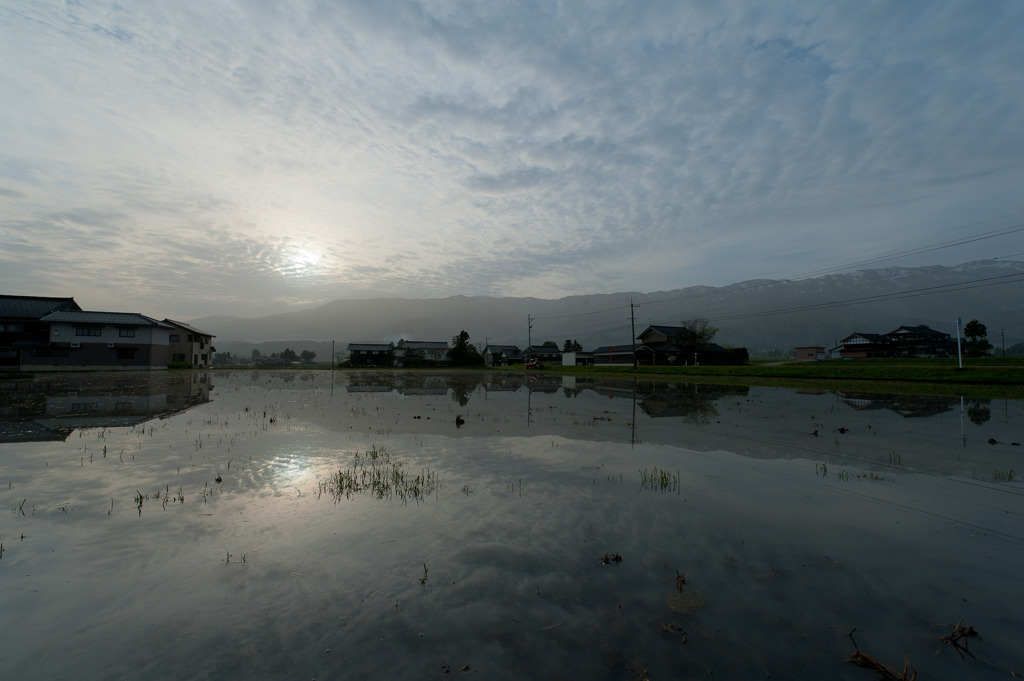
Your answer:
(163, 319), (215, 337)
(40, 310), (172, 327)
(0, 295), (80, 319)
(403, 341), (449, 350)
(348, 343), (392, 351)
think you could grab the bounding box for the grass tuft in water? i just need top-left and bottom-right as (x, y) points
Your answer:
(318, 446), (440, 504)
(639, 467), (680, 493)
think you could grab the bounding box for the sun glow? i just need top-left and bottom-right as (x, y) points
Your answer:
(280, 246), (323, 277)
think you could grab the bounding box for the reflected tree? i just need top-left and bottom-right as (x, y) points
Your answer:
(967, 399), (991, 425)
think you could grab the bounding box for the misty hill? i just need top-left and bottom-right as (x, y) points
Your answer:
(194, 261), (1024, 359)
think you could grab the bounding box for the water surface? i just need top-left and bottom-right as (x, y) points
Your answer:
(1, 370), (1021, 679)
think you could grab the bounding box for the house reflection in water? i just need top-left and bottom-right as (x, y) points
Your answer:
(0, 372), (213, 443)
(639, 383), (750, 423)
(836, 392), (957, 418)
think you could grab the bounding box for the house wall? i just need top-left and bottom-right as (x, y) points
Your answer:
(168, 331), (212, 367)
(794, 347), (824, 361)
(23, 322), (171, 371)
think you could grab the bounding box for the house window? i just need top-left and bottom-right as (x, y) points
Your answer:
(119, 328), (136, 338)
(169, 334), (180, 342)
(76, 327), (103, 337)
(0, 349), (17, 358)
(172, 353), (186, 362)
(117, 348), (136, 360)
(4, 323), (24, 333)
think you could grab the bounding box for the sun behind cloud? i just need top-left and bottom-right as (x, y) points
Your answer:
(279, 246), (323, 278)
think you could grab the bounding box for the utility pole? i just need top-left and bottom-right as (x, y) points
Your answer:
(955, 317), (963, 369)
(630, 299), (637, 369)
(527, 315), (533, 361)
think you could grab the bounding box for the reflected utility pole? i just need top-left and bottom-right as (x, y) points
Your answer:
(960, 395), (966, 447)
(631, 382), (638, 445)
(630, 299), (638, 369)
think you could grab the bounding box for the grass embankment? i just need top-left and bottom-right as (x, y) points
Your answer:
(521, 357), (1024, 398)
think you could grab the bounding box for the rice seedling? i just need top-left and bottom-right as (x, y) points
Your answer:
(992, 468), (1014, 482)
(639, 467), (680, 493)
(419, 563), (429, 585)
(317, 446), (440, 504)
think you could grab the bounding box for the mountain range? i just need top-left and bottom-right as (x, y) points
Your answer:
(193, 261), (1024, 359)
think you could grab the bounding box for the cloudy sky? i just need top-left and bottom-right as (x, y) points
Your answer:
(2, 1), (1023, 320)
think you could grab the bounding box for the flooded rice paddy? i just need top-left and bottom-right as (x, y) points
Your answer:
(1, 370), (1022, 680)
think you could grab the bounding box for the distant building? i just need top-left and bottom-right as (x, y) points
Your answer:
(837, 325), (955, 359)
(524, 343), (562, 363)
(347, 343), (394, 367)
(483, 344), (524, 367)
(561, 351), (594, 366)
(396, 340), (450, 366)
(794, 346), (826, 361)
(163, 319), (216, 368)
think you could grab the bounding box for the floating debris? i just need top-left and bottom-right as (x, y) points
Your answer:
(665, 587), (707, 615)
(600, 552), (623, 565)
(939, 619), (978, 659)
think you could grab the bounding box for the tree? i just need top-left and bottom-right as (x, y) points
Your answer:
(562, 339), (583, 353)
(251, 348), (262, 360)
(300, 350), (317, 363)
(280, 348), (298, 362)
(213, 351), (234, 366)
(672, 318), (719, 364)
(963, 319), (992, 358)
(448, 330), (484, 366)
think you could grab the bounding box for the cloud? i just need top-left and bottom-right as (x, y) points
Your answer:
(1, 0), (1022, 318)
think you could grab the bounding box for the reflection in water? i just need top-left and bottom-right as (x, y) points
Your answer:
(1, 370), (1022, 681)
(0, 371), (212, 442)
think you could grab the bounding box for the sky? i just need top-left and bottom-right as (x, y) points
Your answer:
(2, 1), (1023, 320)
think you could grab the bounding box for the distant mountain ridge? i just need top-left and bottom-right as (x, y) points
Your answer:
(193, 261), (1024, 358)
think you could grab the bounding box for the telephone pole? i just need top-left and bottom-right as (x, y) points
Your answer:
(630, 299), (637, 369)
(527, 315), (533, 360)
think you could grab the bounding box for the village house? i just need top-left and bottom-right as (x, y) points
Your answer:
(31, 309), (174, 371)
(0, 295), (82, 370)
(634, 325), (741, 365)
(395, 340), (450, 366)
(524, 343), (562, 364)
(483, 344), (524, 367)
(347, 342), (394, 367)
(837, 325), (954, 359)
(164, 319), (216, 368)
(793, 346), (826, 361)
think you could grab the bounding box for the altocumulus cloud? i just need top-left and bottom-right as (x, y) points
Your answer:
(1, 0), (1022, 318)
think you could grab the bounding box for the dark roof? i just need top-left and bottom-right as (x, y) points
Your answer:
(484, 345), (520, 353)
(590, 344), (636, 354)
(887, 325), (949, 338)
(841, 332), (887, 342)
(0, 295), (80, 320)
(163, 319), (215, 337)
(40, 310), (172, 327)
(638, 324), (692, 340)
(348, 343), (392, 351)
(403, 341), (449, 350)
